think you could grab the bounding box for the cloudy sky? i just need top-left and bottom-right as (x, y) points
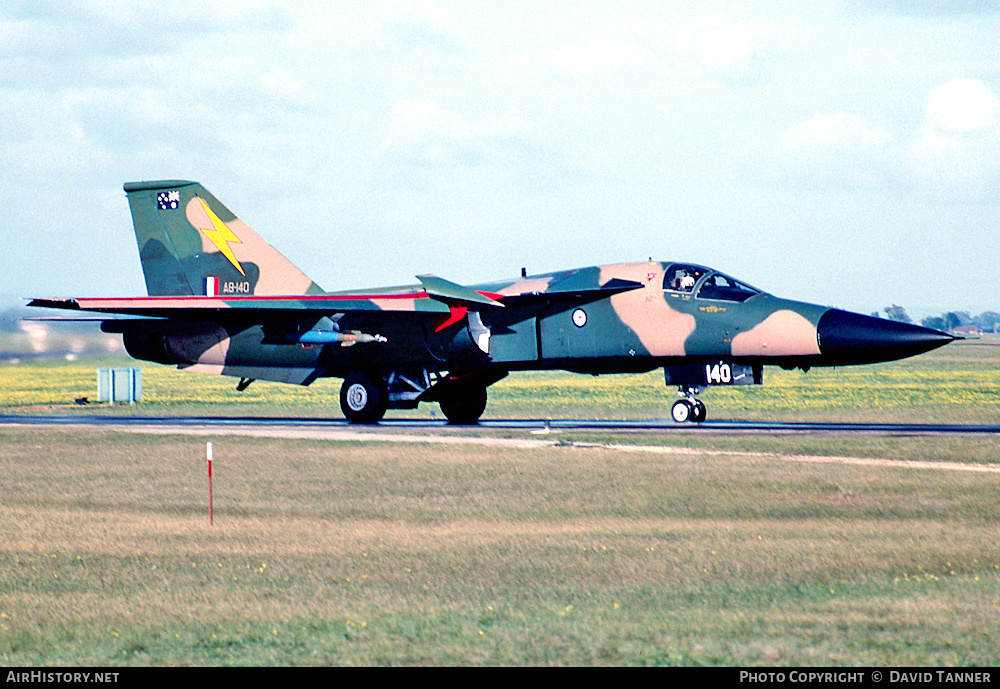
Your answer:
(4, 1), (999, 317)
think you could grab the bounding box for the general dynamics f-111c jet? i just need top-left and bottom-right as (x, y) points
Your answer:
(30, 180), (955, 424)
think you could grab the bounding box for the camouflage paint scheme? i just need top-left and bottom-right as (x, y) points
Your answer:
(30, 180), (954, 424)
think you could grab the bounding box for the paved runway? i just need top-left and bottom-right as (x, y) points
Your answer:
(3, 414), (999, 436)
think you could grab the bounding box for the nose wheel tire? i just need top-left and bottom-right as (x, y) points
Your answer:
(671, 398), (706, 424)
(671, 399), (691, 423)
(691, 400), (706, 423)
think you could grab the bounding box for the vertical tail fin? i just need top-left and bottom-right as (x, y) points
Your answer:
(123, 180), (323, 297)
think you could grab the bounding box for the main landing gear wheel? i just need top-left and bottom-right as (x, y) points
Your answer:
(438, 385), (488, 425)
(671, 398), (706, 424)
(340, 372), (388, 424)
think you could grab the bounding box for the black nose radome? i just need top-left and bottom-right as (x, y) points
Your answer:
(818, 309), (956, 366)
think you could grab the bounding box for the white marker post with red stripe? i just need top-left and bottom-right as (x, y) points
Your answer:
(207, 442), (214, 526)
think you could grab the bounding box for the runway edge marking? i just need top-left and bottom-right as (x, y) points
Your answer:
(10, 420), (1000, 475)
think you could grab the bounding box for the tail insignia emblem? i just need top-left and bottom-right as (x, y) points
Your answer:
(196, 197), (246, 276)
(157, 191), (181, 210)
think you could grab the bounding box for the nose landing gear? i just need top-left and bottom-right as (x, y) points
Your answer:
(671, 386), (706, 424)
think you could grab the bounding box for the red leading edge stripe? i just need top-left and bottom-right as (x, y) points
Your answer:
(75, 289), (509, 307)
(72, 292), (435, 307)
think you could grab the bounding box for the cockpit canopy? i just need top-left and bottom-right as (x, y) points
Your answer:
(663, 264), (761, 303)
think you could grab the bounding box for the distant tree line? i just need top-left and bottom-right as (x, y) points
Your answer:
(877, 305), (1000, 333)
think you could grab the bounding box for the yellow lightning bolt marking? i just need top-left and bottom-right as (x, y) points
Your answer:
(197, 197), (245, 276)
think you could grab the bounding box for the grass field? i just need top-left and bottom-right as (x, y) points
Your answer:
(1, 340), (999, 666)
(2, 428), (999, 666)
(2, 337), (1000, 424)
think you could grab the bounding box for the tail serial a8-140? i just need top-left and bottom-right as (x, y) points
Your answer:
(30, 180), (956, 424)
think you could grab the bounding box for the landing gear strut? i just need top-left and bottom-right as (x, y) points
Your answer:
(671, 386), (706, 424)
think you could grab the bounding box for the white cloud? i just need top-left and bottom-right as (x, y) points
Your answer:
(377, 99), (573, 184)
(856, 0), (1000, 17)
(549, 14), (764, 83)
(673, 15), (756, 71)
(906, 78), (1000, 201)
(552, 40), (653, 75)
(925, 78), (1000, 133)
(768, 113), (897, 190)
(381, 100), (483, 167)
(380, 0), (464, 52)
(764, 79), (1000, 202)
(668, 14), (765, 84)
(13, 0), (292, 29)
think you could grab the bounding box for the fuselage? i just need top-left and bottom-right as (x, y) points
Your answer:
(115, 260), (952, 384)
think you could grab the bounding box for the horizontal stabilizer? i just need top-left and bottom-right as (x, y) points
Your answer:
(22, 316), (166, 324)
(27, 298), (82, 311)
(25, 300), (168, 323)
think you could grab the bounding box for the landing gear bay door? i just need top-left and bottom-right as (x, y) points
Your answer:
(664, 362), (762, 388)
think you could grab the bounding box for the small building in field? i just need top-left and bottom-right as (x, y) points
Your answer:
(951, 325), (983, 339)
